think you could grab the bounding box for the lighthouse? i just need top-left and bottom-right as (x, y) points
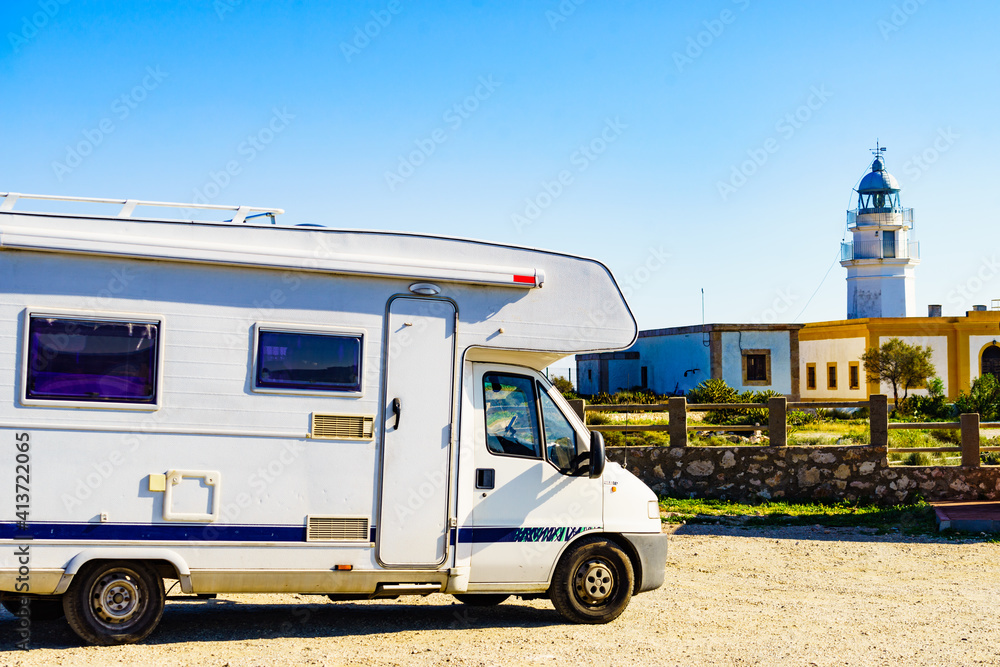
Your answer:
(840, 145), (919, 319)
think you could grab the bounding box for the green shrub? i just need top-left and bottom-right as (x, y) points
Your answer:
(591, 388), (661, 405)
(601, 429), (670, 447)
(550, 375), (576, 399)
(902, 377), (953, 420)
(929, 429), (960, 445)
(888, 429), (934, 448)
(844, 429), (870, 444)
(954, 373), (1000, 421)
(687, 431), (753, 447)
(789, 435), (828, 446)
(685, 379), (737, 405)
(902, 452), (931, 466)
(788, 410), (817, 426)
(981, 450), (1000, 465)
(686, 380), (782, 425)
(586, 412), (611, 426)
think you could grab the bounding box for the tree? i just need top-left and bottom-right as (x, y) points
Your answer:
(860, 338), (935, 410)
(550, 375), (576, 398)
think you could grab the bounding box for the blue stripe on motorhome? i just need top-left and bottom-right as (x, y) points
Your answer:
(457, 526), (598, 544)
(0, 523), (595, 544)
(0, 522), (303, 542)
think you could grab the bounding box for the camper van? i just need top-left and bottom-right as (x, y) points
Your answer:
(0, 192), (667, 646)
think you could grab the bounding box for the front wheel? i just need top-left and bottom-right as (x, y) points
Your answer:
(549, 537), (634, 624)
(63, 560), (165, 645)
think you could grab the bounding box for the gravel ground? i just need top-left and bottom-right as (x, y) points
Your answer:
(2, 526), (999, 666)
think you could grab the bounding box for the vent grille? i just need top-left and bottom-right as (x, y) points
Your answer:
(311, 414), (374, 440)
(307, 516), (369, 542)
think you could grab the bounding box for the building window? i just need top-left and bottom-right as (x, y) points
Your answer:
(641, 366), (648, 389)
(26, 315), (159, 404)
(827, 363), (838, 390)
(588, 369), (592, 381)
(741, 349), (771, 386)
(255, 329), (362, 393)
(806, 363), (816, 390)
(849, 362), (860, 390)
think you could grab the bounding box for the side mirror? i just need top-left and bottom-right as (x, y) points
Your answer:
(589, 430), (605, 479)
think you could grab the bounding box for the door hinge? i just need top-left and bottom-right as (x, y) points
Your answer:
(449, 517), (457, 528)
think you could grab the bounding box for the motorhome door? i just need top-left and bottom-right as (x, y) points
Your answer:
(376, 297), (456, 567)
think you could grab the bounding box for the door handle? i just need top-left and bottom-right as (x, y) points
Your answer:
(392, 397), (401, 430)
(475, 468), (495, 490)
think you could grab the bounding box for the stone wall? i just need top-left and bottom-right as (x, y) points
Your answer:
(608, 445), (1000, 504)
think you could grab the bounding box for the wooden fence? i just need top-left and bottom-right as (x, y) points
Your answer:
(567, 395), (1000, 468)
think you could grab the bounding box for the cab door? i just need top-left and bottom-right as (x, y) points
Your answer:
(468, 364), (602, 584)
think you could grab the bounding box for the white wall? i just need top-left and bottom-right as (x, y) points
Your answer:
(799, 337), (867, 399)
(846, 263), (917, 318)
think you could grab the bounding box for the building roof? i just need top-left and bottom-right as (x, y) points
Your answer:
(637, 323), (804, 338)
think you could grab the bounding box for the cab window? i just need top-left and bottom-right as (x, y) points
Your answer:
(539, 386), (577, 472)
(483, 373), (541, 458)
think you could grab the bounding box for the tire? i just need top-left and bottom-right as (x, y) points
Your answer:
(1, 596), (65, 621)
(62, 561), (165, 646)
(549, 536), (634, 624)
(452, 594), (510, 606)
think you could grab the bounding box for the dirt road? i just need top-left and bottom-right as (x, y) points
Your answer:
(2, 526), (998, 666)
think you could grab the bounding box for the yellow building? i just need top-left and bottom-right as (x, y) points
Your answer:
(799, 309), (1000, 401)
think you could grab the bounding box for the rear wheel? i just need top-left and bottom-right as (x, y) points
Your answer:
(1, 596), (65, 621)
(63, 561), (165, 645)
(549, 537), (633, 624)
(452, 594), (510, 606)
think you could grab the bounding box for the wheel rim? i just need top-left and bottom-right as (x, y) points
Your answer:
(574, 558), (615, 605)
(90, 570), (143, 626)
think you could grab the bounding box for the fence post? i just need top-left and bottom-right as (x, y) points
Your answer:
(869, 394), (888, 448)
(568, 398), (586, 423)
(668, 396), (687, 447)
(960, 413), (981, 468)
(768, 396), (787, 447)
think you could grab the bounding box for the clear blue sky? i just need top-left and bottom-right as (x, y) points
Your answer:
(3, 0), (999, 380)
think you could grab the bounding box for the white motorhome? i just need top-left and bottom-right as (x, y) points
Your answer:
(0, 192), (666, 646)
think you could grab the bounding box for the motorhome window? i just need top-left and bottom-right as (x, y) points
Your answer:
(538, 387), (577, 473)
(483, 373), (541, 458)
(26, 317), (158, 404)
(256, 330), (362, 393)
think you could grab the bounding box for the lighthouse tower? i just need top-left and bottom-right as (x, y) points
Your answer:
(840, 145), (919, 319)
